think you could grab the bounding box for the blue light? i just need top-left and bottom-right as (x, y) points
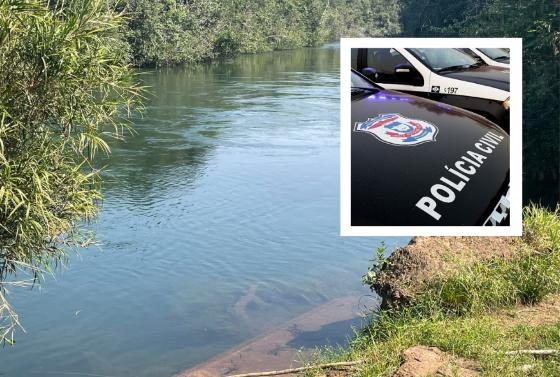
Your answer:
(365, 93), (411, 102)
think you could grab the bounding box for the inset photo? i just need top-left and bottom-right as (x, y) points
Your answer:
(340, 39), (522, 236)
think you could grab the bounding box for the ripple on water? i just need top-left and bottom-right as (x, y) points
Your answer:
(3, 45), (409, 377)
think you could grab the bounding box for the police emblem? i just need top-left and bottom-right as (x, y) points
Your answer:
(354, 113), (438, 146)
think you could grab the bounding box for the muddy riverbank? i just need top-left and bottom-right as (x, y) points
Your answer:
(179, 296), (371, 377)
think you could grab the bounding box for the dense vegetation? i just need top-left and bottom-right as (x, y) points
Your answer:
(124, 0), (401, 67)
(399, 0), (559, 207)
(0, 0), (141, 344)
(309, 206), (560, 376)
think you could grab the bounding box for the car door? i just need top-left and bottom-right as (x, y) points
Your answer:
(352, 48), (432, 98)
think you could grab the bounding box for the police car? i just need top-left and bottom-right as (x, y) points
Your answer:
(351, 69), (510, 226)
(458, 48), (510, 68)
(352, 48), (510, 133)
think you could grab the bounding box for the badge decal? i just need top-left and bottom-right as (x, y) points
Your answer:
(354, 113), (438, 146)
(431, 86), (440, 93)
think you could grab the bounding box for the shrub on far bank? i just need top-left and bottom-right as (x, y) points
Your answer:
(124, 0), (402, 67)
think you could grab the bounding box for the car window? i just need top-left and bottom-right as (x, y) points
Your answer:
(457, 48), (483, 61)
(408, 48), (479, 72)
(478, 48), (510, 60)
(351, 71), (376, 89)
(365, 48), (412, 84)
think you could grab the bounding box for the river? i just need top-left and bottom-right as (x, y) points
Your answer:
(2, 44), (408, 376)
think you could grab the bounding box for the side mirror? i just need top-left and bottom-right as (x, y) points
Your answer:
(394, 63), (423, 86)
(394, 63), (413, 74)
(361, 67), (378, 80)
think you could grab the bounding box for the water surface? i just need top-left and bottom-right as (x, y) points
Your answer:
(3, 45), (408, 376)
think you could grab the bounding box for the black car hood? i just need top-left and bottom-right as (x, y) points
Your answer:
(440, 65), (510, 91)
(351, 89), (509, 226)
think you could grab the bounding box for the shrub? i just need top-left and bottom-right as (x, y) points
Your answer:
(0, 0), (141, 344)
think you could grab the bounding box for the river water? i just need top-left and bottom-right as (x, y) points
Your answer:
(2, 44), (408, 376)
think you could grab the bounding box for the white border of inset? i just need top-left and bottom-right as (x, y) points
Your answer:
(340, 38), (522, 236)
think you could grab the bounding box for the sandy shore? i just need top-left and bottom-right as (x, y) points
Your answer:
(176, 296), (370, 377)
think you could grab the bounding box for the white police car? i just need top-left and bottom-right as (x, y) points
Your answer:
(352, 48), (510, 132)
(458, 48), (510, 68)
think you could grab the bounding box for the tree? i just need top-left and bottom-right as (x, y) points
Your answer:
(0, 0), (141, 344)
(400, 0), (560, 206)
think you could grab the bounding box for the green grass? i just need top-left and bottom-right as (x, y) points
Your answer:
(418, 244), (560, 316)
(308, 205), (560, 376)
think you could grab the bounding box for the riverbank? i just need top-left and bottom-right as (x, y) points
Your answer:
(178, 297), (366, 377)
(301, 205), (560, 377)
(175, 206), (560, 377)
(124, 1), (400, 67)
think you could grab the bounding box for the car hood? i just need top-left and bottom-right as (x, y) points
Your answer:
(439, 65), (510, 91)
(351, 89), (509, 226)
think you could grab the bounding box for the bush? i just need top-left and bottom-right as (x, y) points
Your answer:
(125, 0), (403, 67)
(400, 0), (560, 206)
(0, 0), (141, 344)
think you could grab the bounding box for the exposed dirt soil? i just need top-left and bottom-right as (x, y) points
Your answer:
(319, 369), (353, 377)
(373, 236), (519, 309)
(393, 346), (481, 377)
(495, 294), (560, 327)
(388, 294), (560, 377)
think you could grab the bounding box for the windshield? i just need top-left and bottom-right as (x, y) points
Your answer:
(478, 48), (510, 60)
(408, 48), (480, 72)
(351, 70), (378, 91)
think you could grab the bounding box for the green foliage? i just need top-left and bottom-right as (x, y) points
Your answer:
(320, 0), (401, 40)
(0, 0), (141, 344)
(362, 241), (387, 289)
(125, 0), (314, 67)
(350, 313), (560, 377)
(126, 0), (220, 66)
(400, 0), (560, 206)
(523, 204), (560, 252)
(125, 0), (402, 67)
(420, 246), (560, 315)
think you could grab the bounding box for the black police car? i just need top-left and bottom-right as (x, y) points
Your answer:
(351, 69), (510, 226)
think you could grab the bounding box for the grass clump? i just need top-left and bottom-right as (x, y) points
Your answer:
(420, 244), (560, 316)
(308, 205), (560, 376)
(422, 205), (560, 316)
